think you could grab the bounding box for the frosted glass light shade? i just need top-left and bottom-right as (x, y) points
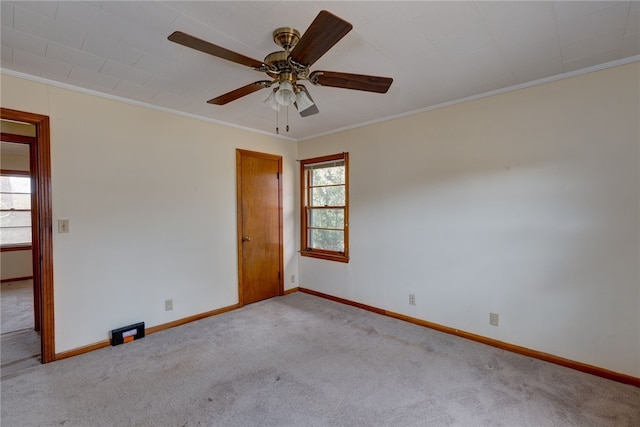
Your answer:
(263, 89), (279, 110)
(275, 81), (296, 106)
(296, 89), (314, 112)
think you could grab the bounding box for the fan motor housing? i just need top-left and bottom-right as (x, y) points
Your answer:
(272, 27), (300, 50)
(264, 51), (290, 78)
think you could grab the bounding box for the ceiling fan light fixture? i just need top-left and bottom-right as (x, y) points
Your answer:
(275, 81), (296, 106)
(295, 88), (315, 112)
(169, 11), (392, 126)
(263, 88), (279, 110)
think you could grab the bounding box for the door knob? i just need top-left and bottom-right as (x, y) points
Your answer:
(242, 236), (251, 242)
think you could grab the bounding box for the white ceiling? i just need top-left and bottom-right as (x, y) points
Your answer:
(1, 1), (638, 140)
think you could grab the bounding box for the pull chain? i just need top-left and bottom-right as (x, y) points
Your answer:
(273, 104), (291, 134)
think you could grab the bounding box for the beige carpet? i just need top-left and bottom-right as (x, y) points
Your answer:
(1, 292), (638, 426)
(1, 280), (34, 332)
(1, 279), (41, 376)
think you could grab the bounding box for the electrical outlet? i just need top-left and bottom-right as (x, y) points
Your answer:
(490, 312), (499, 327)
(409, 294), (416, 306)
(290, 275), (296, 284)
(165, 299), (173, 311)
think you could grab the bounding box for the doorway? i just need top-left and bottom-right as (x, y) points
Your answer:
(236, 149), (283, 305)
(0, 108), (54, 364)
(1, 133), (39, 372)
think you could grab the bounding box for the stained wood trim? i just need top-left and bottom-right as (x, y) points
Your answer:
(0, 245), (32, 252)
(55, 340), (111, 361)
(300, 152), (347, 165)
(283, 287), (299, 295)
(299, 152), (349, 263)
(277, 156), (284, 297)
(236, 151), (244, 306)
(54, 303), (242, 361)
(1, 133), (36, 144)
(300, 250), (350, 263)
(299, 287), (385, 315)
(299, 287), (640, 387)
(1, 169), (30, 176)
(1, 108), (54, 362)
(145, 303), (241, 335)
(387, 311), (640, 387)
(1, 275), (34, 283)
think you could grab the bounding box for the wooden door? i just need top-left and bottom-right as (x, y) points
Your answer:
(236, 149), (283, 305)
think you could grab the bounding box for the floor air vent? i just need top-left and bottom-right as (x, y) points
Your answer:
(111, 322), (145, 346)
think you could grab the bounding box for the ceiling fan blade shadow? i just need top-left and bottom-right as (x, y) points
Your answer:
(310, 71), (393, 93)
(207, 81), (272, 105)
(168, 31), (264, 69)
(289, 11), (352, 67)
(295, 84), (319, 117)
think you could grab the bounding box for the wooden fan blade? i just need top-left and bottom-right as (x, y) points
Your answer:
(310, 71), (393, 93)
(168, 31), (264, 69)
(295, 85), (319, 117)
(207, 81), (272, 105)
(289, 10), (352, 67)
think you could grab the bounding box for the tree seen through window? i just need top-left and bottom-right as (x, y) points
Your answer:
(301, 153), (349, 262)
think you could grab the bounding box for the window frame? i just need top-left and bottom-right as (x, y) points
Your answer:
(0, 169), (32, 251)
(300, 152), (349, 263)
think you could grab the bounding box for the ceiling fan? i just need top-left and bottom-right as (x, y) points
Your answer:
(168, 10), (393, 119)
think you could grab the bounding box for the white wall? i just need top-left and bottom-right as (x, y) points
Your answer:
(1, 251), (32, 280)
(2, 63), (638, 377)
(0, 152), (29, 170)
(1, 74), (299, 353)
(298, 63), (640, 378)
(1, 120), (36, 137)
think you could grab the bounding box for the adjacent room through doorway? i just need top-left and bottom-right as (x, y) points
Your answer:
(1, 127), (40, 375)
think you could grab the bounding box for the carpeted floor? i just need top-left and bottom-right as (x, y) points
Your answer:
(1, 292), (638, 426)
(1, 279), (41, 376)
(1, 329), (40, 376)
(1, 280), (34, 332)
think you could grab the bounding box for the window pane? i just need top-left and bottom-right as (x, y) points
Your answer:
(311, 186), (345, 207)
(1, 193), (31, 210)
(0, 211), (31, 227)
(0, 176), (30, 193)
(309, 208), (344, 229)
(301, 153), (348, 261)
(309, 229), (344, 252)
(0, 227), (31, 245)
(312, 166), (344, 186)
(1, 175), (32, 246)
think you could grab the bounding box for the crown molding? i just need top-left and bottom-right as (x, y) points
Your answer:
(0, 68), (297, 142)
(299, 55), (640, 142)
(3, 54), (638, 144)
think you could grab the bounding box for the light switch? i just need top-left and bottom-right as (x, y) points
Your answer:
(58, 219), (69, 233)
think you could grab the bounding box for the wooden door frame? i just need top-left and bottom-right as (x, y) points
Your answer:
(236, 149), (284, 306)
(1, 108), (55, 363)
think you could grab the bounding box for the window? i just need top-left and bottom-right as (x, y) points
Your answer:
(300, 153), (349, 263)
(0, 172), (32, 248)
